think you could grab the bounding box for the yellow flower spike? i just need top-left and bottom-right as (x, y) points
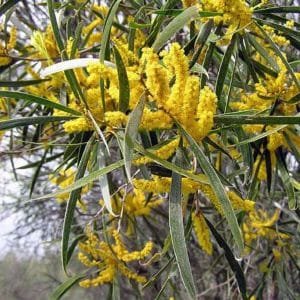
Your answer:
(163, 43), (189, 118)
(123, 188), (163, 217)
(80, 266), (116, 288)
(140, 108), (173, 131)
(227, 191), (255, 212)
(286, 20), (295, 29)
(253, 158), (267, 181)
(182, 76), (200, 127)
(119, 240), (153, 262)
(242, 208), (290, 254)
(262, 25), (289, 47)
(182, 0), (198, 7)
(31, 26), (58, 62)
(49, 168), (89, 204)
(7, 27), (17, 50)
(133, 176), (253, 215)
(100, 188), (163, 218)
(200, 0), (252, 41)
(0, 27), (17, 66)
(133, 138), (180, 166)
(82, 19), (103, 36)
(272, 248), (282, 262)
(192, 211), (213, 255)
(133, 176), (171, 194)
(63, 117), (92, 133)
(195, 86), (217, 140)
(78, 228), (153, 288)
(267, 130), (285, 152)
(117, 264), (147, 283)
(104, 111), (128, 128)
(142, 48), (170, 106)
(92, 4), (109, 17)
(113, 38), (139, 66)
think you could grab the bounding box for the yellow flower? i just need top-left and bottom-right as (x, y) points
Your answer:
(49, 168), (88, 205)
(182, 0), (198, 7)
(286, 20), (294, 29)
(133, 138), (180, 166)
(124, 189), (163, 217)
(192, 211), (213, 255)
(200, 0), (252, 43)
(142, 48), (170, 106)
(194, 86), (217, 140)
(143, 44), (217, 141)
(133, 176), (255, 215)
(253, 158), (267, 181)
(0, 27), (17, 66)
(100, 188), (163, 218)
(63, 117), (91, 133)
(140, 108), (173, 131)
(104, 111), (128, 128)
(163, 43), (189, 119)
(272, 248), (282, 262)
(267, 130), (285, 152)
(242, 209), (290, 252)
(78, 227), (153, 287)
(31, 25), (59, 61)
(227, 191), (255, 212)
(262, 25), (289, 47)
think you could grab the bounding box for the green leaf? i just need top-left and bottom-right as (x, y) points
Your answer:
(283, 131), (300, 162)
(113, 46), (130, 113)
(205, 218), (247, 299)
(124, 97), (145, 181)
(254, 18), (300, 42)
(28, 159), (125, 202)
(17, 152), (63, 169)
(189, 19), (214, 69)
(178, 123), (244, 252)
(112, 279), (121, 300)
(287, 93), (300, 104)
(129, 22), (152, 29)
(214, 115), (300, 125)
(216, 33), (238, 111)
(0, 79), (50, 87)
(276, 151), (296, 210)
(169, 148), (196, 300)
(254, 6), (300, 14)
(61, 135), (94, 273)
(233, 125), (287, 146)
(49, 274), (85, 300)
(0, 0), (20, 16)
(133, 142), (209, 185)
(46, 0), (64, 50)
(152, 8), (183, 16)
(153, 9), (222, 17)
(0, 116), (76, 131)
(290, 60), (300, 70)
(152, 6), (199, 52)
(47, 0), (85, 103)
(97, 142), (117, 216)
(29, 148), (49, 197)
(66, 234), (85, 266)
(99, 0), (122, 63)
(0, 91), (81, 115)
(247, 33), (279, 72)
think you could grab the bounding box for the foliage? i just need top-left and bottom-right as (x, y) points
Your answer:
(0, 0), (300, 298)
